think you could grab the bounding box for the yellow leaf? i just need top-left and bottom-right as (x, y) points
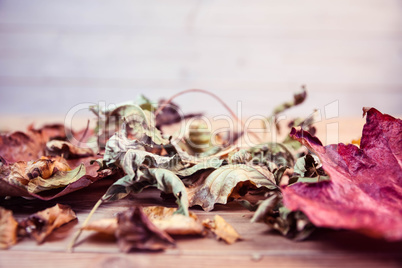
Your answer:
(0, 207), (18, 249)
(82, 218), (117, 236)
(203, 215), (241, 244)
(143, 206), (204, 235)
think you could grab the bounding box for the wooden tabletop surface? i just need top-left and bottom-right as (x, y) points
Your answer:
(1, 117), (402, 268)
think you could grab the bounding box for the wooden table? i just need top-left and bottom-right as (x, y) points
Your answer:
(1, 117), (401, 268)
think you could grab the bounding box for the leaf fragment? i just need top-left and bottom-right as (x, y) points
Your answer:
(0, 207), (18, 249)
(203, 215), (241, 244)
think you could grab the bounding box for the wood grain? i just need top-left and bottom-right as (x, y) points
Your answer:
(0, 0), (401, 117)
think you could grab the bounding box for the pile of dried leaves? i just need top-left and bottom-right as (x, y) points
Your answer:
(1, 89), (401, 253)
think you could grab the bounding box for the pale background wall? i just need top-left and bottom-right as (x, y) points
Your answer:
(0, 0), (401, 120)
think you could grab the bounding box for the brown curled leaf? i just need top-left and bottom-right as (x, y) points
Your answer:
(115, 207), (175, 252)
(0, 156), (114, 200)
(19, 204), (77, 244)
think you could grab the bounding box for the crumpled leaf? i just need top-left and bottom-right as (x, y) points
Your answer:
(0, 207), (18, 249)
(19, 204), (77, 243)
(283, 108), (402, 241)
(248, 142), (295, 170)
(229, 149), (252, 164)
(0, 156), (114, 200)
(115, 207), (175, 252)
(187, 164), (279, 212)
(102, 167), (189, 216)
(102, 127), (184, 172)
(288, 153), (330, 185)
(293, 153), (323, 177)
(176, 158), (223, 178)
(142, 206), (204, 235)
(251, 194), (315, 240)
(99, 126), (189, 215)
(203, 215), (241, 244)
(91, 102), (170, 148)
(27, 163), (86, 194)
(1, 157), (85, 194)
(46, 140), (94, 159)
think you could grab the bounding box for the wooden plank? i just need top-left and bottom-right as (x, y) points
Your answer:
(0, 85), (400, 119)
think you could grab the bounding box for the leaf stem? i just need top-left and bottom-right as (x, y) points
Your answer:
(67, 198), (103, 253)
(78, 119), (90, 145)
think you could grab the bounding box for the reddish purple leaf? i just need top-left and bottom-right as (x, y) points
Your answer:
(283, 108), (402, 241)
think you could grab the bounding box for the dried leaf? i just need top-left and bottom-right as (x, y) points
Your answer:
(82, 218), (117, 236)
(248, 143), (295, 169)
(0, 207), (18, 249)
(203, 215), (241, 244)
(102, 167), (190, 216)
(272, 86), (307, 116)
(103, 130), (183, 172)
(46, 140), (94, 159)
(0, 156), (114, 200)
(115, 207), (175, 252)
(176, 158), (223, 177)
(19, 204), (77, 243)
(269, 86), (308, 135)
(288, 153), (329, 185)
(91, 103), (169, 148)
(229, 149), (252, 164)
(0, 124), (69, 163)
(1, 157), (85, 194)
(187, 164), (278, 212)
(27, 163), (86, 194)
(143, 206), (204, 235)
(251, 194), (315, 240)
(283, 108), (402, 241)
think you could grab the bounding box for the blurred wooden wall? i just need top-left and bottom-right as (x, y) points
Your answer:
(0, 0), (401, 118)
